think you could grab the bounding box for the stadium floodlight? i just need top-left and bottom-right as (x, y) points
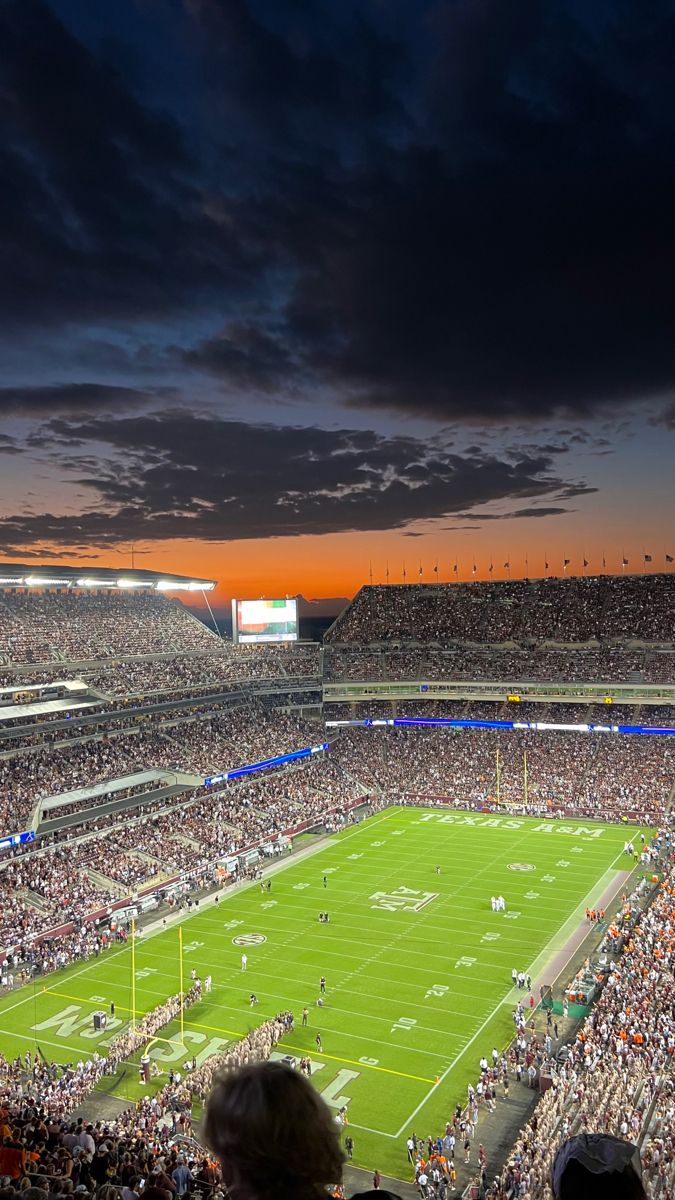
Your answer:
(75, 577), (117, 587)
(116, 578), (148, 588)
(155, 579), (215, 591)
(25, 576), (72, 586)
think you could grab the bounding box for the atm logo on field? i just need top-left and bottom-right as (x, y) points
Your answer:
(370, 887), (438, 913)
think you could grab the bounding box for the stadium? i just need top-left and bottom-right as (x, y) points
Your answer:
(0, 568), (673, 1198)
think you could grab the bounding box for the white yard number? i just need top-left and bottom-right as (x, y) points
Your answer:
(135, 967), (158, 980)
(224, 920), (243, 929)
(425, 984), (449, 999)
(183, 940), (204, 954)
(524, 891), (540, 900)
(322, 867), (338, 874)
(481, 932), (501, 943)
(455, 956), (477, 969)
(556, 860), (571, 868)
(503, 910), (521, 920)
(371, 841), (385, 847)
(347, 854), (363, 861)
(391, 1016), (417, 1033)
(260, 900), (277, 909)
(541, 874), (556, 883)
(370, 887), (438, 913)
(293, 883), (310, 890)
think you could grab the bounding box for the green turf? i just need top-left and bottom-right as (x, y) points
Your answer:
(0, 807), (642, 1175)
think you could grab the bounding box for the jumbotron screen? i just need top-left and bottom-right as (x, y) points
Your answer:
(232, 597), (298, 644)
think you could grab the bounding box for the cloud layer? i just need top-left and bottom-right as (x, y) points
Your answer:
(1, 0), (673, 422)
(0, 414), (592, 551)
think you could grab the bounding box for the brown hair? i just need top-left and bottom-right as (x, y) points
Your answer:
(203, 1061), (344, 1200)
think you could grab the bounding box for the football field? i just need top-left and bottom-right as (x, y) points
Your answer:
(0, 807), (642, 1174)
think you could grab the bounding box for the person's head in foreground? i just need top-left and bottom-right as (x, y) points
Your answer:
(552, 1134), (646, 1200)
(204, 1061), (344, 1200)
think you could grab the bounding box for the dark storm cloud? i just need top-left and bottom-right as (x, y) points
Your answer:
(2, 0), (673, 423)
(0, 383), (167, 415)
(653, 403), (675, 430)
(0, 0), (263, 328)
(182, 0), (675, 419)
(0, 414), (592, 552)
(508, 507), (571, 519)
(452, 506), (573, 522)
(182, 325), (296, 390)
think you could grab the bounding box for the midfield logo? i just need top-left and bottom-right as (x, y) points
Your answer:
(370, 887), (438, 913)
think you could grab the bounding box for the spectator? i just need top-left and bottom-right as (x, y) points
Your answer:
(203, 1061), (344, 1200)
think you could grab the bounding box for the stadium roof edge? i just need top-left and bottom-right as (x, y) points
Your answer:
(0, 563), (216, 591)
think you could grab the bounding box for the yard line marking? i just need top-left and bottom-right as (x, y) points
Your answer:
(0, 1028), (100, 1056)
(40, 988), (244, 1040)
(393, 1000), (512, 1138)
(270, 1041), (437, 1085)
(39, 985), (459, 1059)
(0, 946), (131, 1018)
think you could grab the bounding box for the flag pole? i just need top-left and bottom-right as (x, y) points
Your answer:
(496, 748), (501, 806)
(523, 750), (528, 807)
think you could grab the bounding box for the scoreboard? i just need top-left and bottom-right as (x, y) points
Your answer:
(232, 597), (298, 644)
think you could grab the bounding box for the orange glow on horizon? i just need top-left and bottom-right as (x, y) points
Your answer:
(2, 523), (673, 613)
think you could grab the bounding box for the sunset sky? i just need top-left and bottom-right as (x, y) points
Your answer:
(1, 0), (674, 611)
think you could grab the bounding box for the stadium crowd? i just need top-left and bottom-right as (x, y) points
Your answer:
(484, 834), (675, 1200)
(0, 574), (674, 1197)
(0, 704), (324, 835)
(0, 752), (365, 954)
(330, 724), (675, 820)
(327, 575), (675, 644)
(0, 1008), (292, 1200)
(325, 646), (674, 685)
(0, 593), (219, 664)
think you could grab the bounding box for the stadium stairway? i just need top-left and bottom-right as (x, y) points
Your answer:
(19, 888), (50, 914)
